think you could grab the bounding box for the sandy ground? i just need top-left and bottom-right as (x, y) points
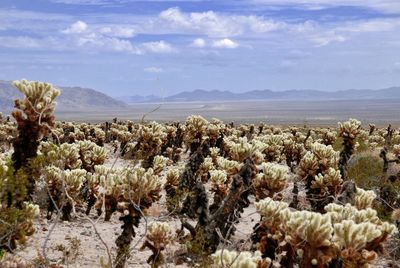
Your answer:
(15, 197), (260, 267)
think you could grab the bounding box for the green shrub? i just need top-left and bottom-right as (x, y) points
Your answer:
(347, 153), (383, 189)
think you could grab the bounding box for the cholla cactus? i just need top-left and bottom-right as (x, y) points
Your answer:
(152, 155), (169, 175)
(311, 167), (342, 196)
(209, 147), (220, 164)
(333, 220), (396, 267)
(257, 134), (284, 162)
(255, 198), (288, 227)
(319, 129), (337, 146)
(212, 250), (270, 268)
(325, 202), (396, 266)
(209, 169), (228, 188)
(287, 210), (333, 247)
(209, 169), (228, 212)
(0, 253), (31, 267)
(298, 142), (342, 212)
(224, 137), (260, 162)
(207, 118), (224, 147)
(89, 165), (125, 220)
(184, 115), (209, 153)
(1, 155), (23, 249)
(282, 136), (305, 172)
(140, 222), (174, 267)
(12, 80), (60, 136)
(113, 167), (163, 209)
(0, 80), (59, 252)
(95, 127), (106, 144)
(338, 119), (362, 179)
(253, 163), (288, 199)
(11, 80), (60, 201)
(334, 220), (381, 250)
(393, 133), (400, 145)
(0, 153), (9, 178)
(354, 188), (376, 210)
(298, 143), (339, 179)
(285, 210), (336, 267)
(159, 125), (177, 158)
(393, 144), (400, 158)
(325, 203), (380, 225)
(0, 121), (16, 153)
(252, 199), (291, 262)
(368, 134), (385, 147)
(36, 142), (82, 170)
(43, 166), (87, 221)
(77, 140), (107, 172)
(338, 119), (362, 141)
(164, 166), (184, 212)
(114, 129), (133, 155)
(88, 164), (163, 266)
(198, 157), (214, 182)
(73, 123), (105, 144)
(57, 121), (75, 143)
(132, 122), (167, 168)
(217, 157), (241, 176)
(97, 166), (163, 268)
(0, 201), (39, 250)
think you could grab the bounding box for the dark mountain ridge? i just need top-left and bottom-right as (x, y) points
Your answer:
(0, 80), (125, 112)
(120, 87), (400, 103)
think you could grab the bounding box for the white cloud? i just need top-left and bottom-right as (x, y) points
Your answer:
(310, 32), (346, 46)
(303, 18), (400, 46)
(48, 0), (109, 4)
(0, 36), (42, 49)
(99, 26), (135, 38)
(338, 18), (400, 33)
(60, 20), (143, 53)
(140, 41), (175, 53)
(77, 36), (137, 52)
(62, 20), (88, 34)
(0, 9), (71, 33)
(279, 60), (298, 69)
(394, 62), (400, 72)
(248, 0), (400, 14)
(287, 49), (312, 59)
(63, 21), (136, 38)
(191, 38), (206, 47)
(49, 0), (400, 14)
(212, 38), (239, 49)
(159, 7), (286, 37)
(3, 4), (400, 56)
(144, 67), (164, 73)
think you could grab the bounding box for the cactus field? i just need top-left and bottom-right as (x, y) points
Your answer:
(1, 80), (400, 268)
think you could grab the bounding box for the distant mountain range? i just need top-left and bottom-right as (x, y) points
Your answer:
(118, 87), (400, 103)
(2, 79), (400, 113)
(0, 80), (125, 112)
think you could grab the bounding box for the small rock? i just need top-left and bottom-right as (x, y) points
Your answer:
(80, 230), (92, 236)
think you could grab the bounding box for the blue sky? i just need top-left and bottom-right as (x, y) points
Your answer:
(1, 0), (400, 97)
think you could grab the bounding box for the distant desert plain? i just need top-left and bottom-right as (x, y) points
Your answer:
(54, 99), (400, 127)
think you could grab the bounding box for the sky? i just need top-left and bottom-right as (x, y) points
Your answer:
(0, 0), (400, 97)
